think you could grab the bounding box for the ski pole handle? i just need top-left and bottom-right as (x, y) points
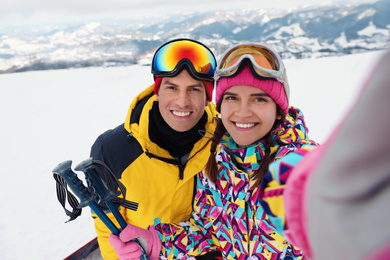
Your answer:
(75, 158), (127, 229)
(53, 160), (121, 235)
(53, 160), (96, 208)
(75, 158), (120, 203)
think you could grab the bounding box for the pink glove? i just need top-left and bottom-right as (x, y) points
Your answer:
(109, 224), (162, 260)
(109, 234), (144, 260)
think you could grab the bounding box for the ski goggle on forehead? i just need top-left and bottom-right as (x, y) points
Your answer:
(151, 39), (217, 81)
(215, 43), (290, 99)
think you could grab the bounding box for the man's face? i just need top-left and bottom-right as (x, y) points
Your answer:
(156, 69), (209, 132)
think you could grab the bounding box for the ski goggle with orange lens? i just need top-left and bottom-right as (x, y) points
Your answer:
(214, 43), (290, 99)
(151, 39), (217, 81)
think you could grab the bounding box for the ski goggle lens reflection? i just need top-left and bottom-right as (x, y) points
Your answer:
(152, 39), (216, 79)
(215, 44), (284, 82)
(222, 47), (276, 70)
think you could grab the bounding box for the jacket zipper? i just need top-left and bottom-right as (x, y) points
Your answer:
(145, 151), (186, 180)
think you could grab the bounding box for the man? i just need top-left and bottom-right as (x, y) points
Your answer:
(90, 39), (219, 259)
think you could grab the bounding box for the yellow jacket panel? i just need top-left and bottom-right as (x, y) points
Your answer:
(91, 84), (217, 259)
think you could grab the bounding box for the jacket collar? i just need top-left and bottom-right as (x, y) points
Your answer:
(124, 83), (218, 159)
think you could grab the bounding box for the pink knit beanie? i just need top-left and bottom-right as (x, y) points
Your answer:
(215, 66), (289, 114)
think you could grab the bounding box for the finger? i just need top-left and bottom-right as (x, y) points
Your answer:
(109, 234), (126, 249)
(120, 224), (139, 242)
(117, 242), (143, 259)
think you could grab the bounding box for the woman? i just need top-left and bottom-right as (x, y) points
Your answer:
(108, 43), (318, 259)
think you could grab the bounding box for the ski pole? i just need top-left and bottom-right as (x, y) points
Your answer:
(74, 158), (127, 229)
(59, 158), (150, 260)
(74, 158), (150, 260)
(52, 160), (121, 236)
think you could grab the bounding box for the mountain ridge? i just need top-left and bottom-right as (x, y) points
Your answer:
(0, 0), (389, 74)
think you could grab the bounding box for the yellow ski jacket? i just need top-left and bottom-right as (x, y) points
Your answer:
(91, 84), (217, 259)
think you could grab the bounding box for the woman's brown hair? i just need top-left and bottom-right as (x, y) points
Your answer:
(205, 94), (286, 188)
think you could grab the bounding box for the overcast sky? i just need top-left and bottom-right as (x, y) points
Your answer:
(0, 0), (379, 28)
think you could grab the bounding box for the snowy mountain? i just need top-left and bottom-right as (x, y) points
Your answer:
(0, 0), (389, 73)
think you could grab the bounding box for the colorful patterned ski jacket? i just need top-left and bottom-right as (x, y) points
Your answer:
(154, 106), (318, 259)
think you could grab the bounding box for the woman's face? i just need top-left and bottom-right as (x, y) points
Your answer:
(220, 85), (281, 147)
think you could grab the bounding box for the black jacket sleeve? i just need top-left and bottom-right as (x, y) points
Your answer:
(90, 123), (143, 180)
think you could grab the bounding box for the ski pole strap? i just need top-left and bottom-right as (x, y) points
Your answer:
(53, 173), (82, 222)
(92, 160), (139, 211)
(111, 197), (138, 211)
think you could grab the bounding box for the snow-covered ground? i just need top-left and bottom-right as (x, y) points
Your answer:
(0, 49), (387, 259)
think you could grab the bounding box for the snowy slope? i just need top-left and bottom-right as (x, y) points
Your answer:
(0, 49), (387, 259)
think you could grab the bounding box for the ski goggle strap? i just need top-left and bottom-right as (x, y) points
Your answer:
(215, 43), (290, 100)
(151, 39), (217, 81)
